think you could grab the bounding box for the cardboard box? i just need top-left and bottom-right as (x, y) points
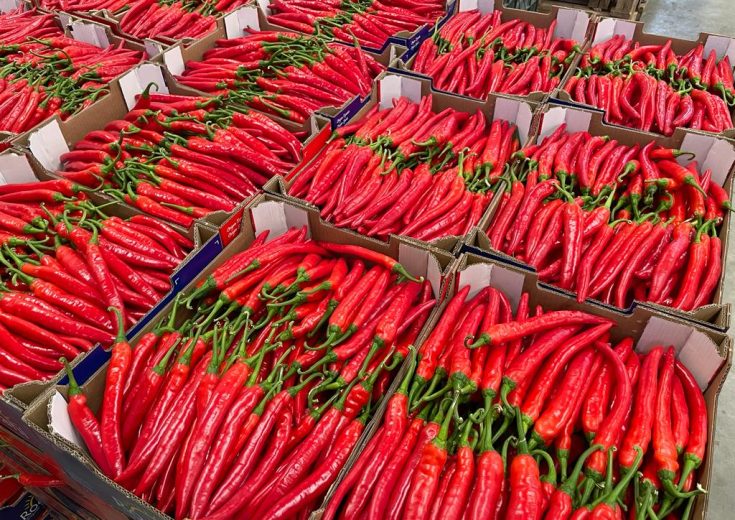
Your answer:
(0, 13), (148, 149)
(312, 251), (731, 520)
(20, 193), (456, 520)
(52, 3), (259, 55)
(158, 5), (407, 132)
(257, 0), (457, 59)
(390, 0), (594, 104)
(0, 151), (221, 442)
(4, 62), (331, 229)
(552, 16), (735, 137)
(264, 71), (537, 255)
(464, 103), (734, 331)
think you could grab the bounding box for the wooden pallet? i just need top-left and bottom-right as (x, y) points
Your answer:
(539, 0), (646, 20)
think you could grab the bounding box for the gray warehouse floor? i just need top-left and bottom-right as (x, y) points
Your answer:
(640, 1), (735, 517)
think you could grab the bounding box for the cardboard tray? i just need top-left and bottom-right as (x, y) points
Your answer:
(0, 171), (220, 434)
(0, 12), (148, 151)
(19, 193), (457, 520)
(551, 16), (735, 137)
(390, 0), (595, 104)
(464, 102), (734, 331)
(311, 251), (732, 520)
(263, 71), (537, 255)
(2, 62), (332, 229)
(257, 0), (458, 60)
(48, 3), (260, 55)
(157, 5), (407, 134)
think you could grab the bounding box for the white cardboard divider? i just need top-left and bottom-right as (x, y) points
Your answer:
(162, 47), (186, 77)
(223, 5), (260, 39)
(537, 105), (735, 188)
(29, 120), (69, 173)
(592, 19), (636, 46)
(377, 74), (534, 143)
(118, 64), (169, 111)
(69, 21), (110, 48)
(456, 262), (525, 312)
(459, 0), (590, 42)
(251, 200), (310, 240)
(49, 392), (85, 450)
(593, 19), (735, 62)
(0, 153), (37, 185)
(680, 133), (735, 187)
(494, 97), (534, 144)
(704, 35), (735, 63)
(0, 0), (19, 13)
(636, 316), (723, 389)
(378, 74), (422, 108)
(144, 39), (166, 60)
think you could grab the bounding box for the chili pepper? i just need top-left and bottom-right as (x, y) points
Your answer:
(62, 359), (114, 476)
(98, 308), (131, 479)
(259, 405), (370, 519)
(619, 346), (663, 471)
(672, 222), (711, 310)
(412, 285), (471, 400)
(469, 310), (610, 349)
(403, 397), (456, 519)
(528, 349), (597, 448)
(584, 341), (633, 481)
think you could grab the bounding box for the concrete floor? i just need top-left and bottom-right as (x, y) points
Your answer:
(641, 0), (733, 40)
(640, 1), (735, 517)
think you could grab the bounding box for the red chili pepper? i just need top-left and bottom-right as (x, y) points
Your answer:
(671, 222), (711, 310)
(619, 346), (663, 470)
(62, 359), (114, 476)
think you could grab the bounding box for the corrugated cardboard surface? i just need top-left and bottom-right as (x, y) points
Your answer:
(465, 102), (734, 331)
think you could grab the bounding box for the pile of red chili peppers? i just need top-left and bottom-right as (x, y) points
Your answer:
(288, 95), (520, 241)
(564, 35), (735, 134)
(412, 9), (580, 98)
(55, 92), (303, 227)
(176, 29), (384, 122)
(0, 10), (143, 134)
(119, 0), (250, 42)
(64, 231), (434, 519)
(0, 179), (192, 387)
(266, 0), (446, 50)
(487, 124), (728, 311)
(327, 286), (708, 520)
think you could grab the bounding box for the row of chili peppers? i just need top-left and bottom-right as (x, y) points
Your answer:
(327, 285), (707, 520)
(0, 10), (143, 135)
(176, 29), (384, 123)
(583, 34), (735, 102)
(564, 34), (735, 135)
(63, 230), (434, 519)
(412, 9), (580, 98)
(55, 92), (303, 227)
(118, 0), (221, 42)
(486, 124), (729, 311)
(266, 0), (446, 50)
(0, 179), (193, 388)
(40, 0), (247, 41)
(0, 10), (61, 45)
(288, 95), (519, 241)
